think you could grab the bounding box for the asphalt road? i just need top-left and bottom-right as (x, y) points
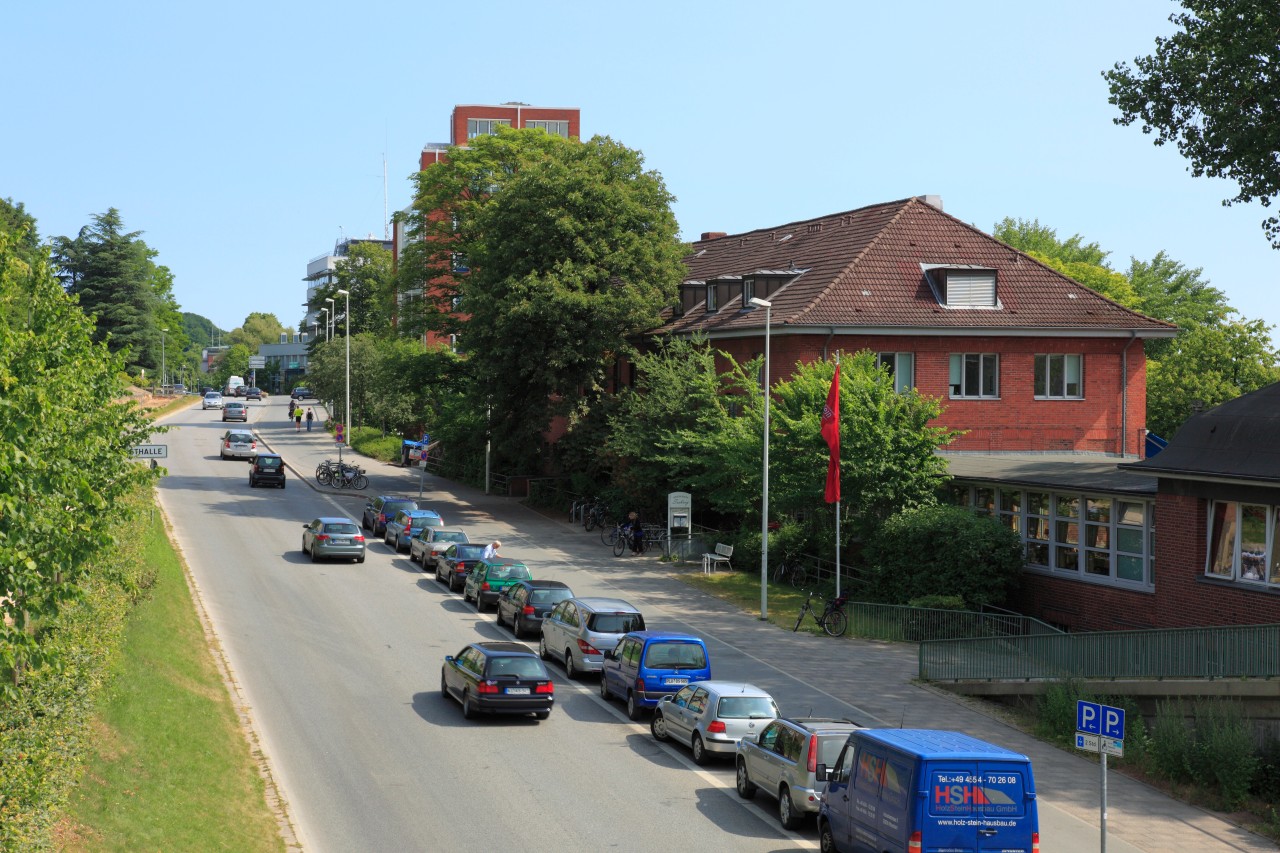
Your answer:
(155, 399), (816, 851)
(153, 397), (1271, 853)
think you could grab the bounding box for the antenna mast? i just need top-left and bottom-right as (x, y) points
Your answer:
(383, 153), (389, 240)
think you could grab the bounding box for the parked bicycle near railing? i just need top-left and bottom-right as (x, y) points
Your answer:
(792, 590), (848, 637)
(582, 498), (608, 532)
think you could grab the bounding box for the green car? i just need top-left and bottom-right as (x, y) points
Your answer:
(463, 558), (532, 612)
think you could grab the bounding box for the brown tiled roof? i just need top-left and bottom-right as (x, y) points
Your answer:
(658, 197), (1177, 337)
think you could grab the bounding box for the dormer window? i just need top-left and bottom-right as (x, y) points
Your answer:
(706, 282), (718, 311)
(922, 264), (998, 308)
(742, 277), (756, 305)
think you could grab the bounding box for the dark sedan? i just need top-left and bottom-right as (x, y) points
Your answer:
(441, 641), (554, 720)
(433, 542), (488, 592)
(496, 580), (574, 639)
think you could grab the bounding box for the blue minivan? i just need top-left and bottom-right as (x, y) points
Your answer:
(817, 729), (1039, 853)
(600, 631), (711, 721)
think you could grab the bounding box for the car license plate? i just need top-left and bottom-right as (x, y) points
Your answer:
(331, 538), (349, 545)
(505, 687), (530, 695)
(664, 678), (688, 686)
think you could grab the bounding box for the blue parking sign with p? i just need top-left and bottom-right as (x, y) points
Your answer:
(1077, 700), (1125, 740)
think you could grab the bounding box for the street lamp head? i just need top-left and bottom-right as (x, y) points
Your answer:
(336, 289), (349, 296)
(748, 297), (772, 309)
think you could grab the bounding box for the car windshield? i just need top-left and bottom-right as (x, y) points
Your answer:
(716, 696), (777, 720)
(488, 565), (531, 581)
(323, 523), (359, 535)
(436, 531), (467, 543)
(530, 588), (573, 605)
(455, 544), (486, 559)
(587, 613), (644, 634)
(485, 657), (547, 679)
(643, 642), (706, 670)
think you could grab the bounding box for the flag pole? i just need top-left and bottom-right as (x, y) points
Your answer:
(834, 352), (841, 598)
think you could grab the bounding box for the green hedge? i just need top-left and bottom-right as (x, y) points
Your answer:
(0, 486), (156, 849)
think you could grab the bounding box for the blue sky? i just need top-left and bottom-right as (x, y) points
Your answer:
(6, 1), (1276, 341)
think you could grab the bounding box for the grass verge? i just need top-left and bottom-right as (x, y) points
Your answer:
(678, 567), (837, 636)
(58, 501), (286, 852)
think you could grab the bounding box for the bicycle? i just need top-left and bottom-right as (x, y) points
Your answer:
(331, 464), (367, 490)
(601, 521), (625, 548)
(583, 499), (607, 532)
(772, 559), (809, 589)
(315, 459), (343, 486)
(792, 590), (849, 637)
(612, 523), (647, 557)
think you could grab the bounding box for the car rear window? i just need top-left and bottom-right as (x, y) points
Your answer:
(643, 641), (706, 670)
(323, 523), (359, 535)
(485, 657), (548, 679)
(410, 515), (442, 529)
(587, 613), (645, 633)
(257, 457), (281, 469)
(817, 733), (850, 766)
(488, 565), (531, 581)
(436, 531), (467, 543)
(383, 501), (416, 515)
(229, 433), (253, 442)
(530, 588), (573, 605)
(717, 696), (776, 719)
(455, 544), (486, 559)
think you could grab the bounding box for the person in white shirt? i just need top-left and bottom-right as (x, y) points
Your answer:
(482, 540), (501, 560)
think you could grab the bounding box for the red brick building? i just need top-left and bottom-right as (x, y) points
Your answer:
(654, 196), (1226, 630)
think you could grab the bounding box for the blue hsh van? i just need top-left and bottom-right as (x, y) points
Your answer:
(817, 729), (1039, 853)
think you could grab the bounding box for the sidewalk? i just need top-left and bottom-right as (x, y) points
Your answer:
(257, 398), (1275, 853)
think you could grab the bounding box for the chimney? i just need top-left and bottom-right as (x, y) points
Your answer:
(919, 195), (944, 211)
(700, 231), (728, 241)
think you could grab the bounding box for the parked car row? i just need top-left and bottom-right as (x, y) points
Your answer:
(290, 489), (1042, 852)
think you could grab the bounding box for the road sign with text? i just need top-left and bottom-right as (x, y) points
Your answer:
(1077, 700), (1125, 740)
(131, 444), (168, 459)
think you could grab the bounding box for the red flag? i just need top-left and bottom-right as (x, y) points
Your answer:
(820, 367), (840, 503)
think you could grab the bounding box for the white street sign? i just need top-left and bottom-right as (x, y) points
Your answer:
(1076, 732), (1124, 757)
(131, 444), (168, 459)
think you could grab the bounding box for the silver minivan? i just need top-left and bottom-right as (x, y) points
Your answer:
(652, 681), (779, 765)
(539, 597), (644, 679)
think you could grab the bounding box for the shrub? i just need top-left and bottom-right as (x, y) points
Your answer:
(1035, 680), (1089, 742)
(907, 594), (966, 610)
(1148, 699), (1193, 783)
(1254, 737), (1280, 804)
(1189, 700), (1258, 810)
(861, 505), (1023, 607)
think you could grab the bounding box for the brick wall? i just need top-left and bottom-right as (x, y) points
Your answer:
(713, 333), (1148, 455)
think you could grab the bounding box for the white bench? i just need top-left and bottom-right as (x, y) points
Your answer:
(702, 543), (733, 574)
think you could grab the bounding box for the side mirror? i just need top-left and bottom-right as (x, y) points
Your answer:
(603, 649), (616, 661)
(302, 523), (309, 529)
(444, 656), (454, 664)
(658, 694), (674, 704)
(815, 764), (828, 782)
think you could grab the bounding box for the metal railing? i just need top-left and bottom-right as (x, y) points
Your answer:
(843, 602), (1063, 644)
(919, 623), (1280, 682)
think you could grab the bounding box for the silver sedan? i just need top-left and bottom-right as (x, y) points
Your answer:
(650, 681), (779, 765)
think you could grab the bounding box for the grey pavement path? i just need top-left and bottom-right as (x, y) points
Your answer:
(248, 397), (1275, 853)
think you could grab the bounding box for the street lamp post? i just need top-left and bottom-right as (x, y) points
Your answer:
(160, 327), (168, 393)
(320, 307), (330, 341)
(325, 297), (335, 340)
(336, 289), (350, 447)
(748, 297), (772, 620)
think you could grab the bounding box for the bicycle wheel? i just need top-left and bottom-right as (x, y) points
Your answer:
(601, 525), (617, 546)
(353, 474), (368, 490)
(789, 566), (809, 589)
(584, 509), (598, 532)
(613, 537), (626, 557)
(792, 607), (807, 633)
(316, 469), (332, 486)
(822, 609), (848, 637)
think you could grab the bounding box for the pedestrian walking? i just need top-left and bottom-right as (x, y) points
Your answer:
(294, 405), (302, 431)
(305, 407), (315, 432)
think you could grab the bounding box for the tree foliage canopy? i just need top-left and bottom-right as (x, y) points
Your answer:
(1104, 0), (1280, 248)
(404, 127), (687, 467)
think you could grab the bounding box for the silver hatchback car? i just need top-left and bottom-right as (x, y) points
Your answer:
(539, 597), (644, 679)
(651, 681), (779, 765)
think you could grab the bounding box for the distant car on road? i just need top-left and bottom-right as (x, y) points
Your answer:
(409, 527), (469, 569)
(301, 517), (366, 563)
(248, 453), (286, 488)
(496, 579), (574, 639)
(202, 391), (224, 410)
(290, 386), (314, 401)
(244, 387), (263, 400)
(220, 430), (257, 461)
(434, 542), (488, 592)
(441, 641), (554, 720)
(650, 681), (779, 766)
(222, 401), (249, 422)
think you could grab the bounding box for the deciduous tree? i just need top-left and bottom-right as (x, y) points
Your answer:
(1104, 1), (1280, 248)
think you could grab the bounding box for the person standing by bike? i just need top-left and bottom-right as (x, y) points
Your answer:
(625, 511), (644, 555)
(305, 407), (315, 432)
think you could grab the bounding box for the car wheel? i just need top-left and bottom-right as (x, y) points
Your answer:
(564, 651), (578, 680)
(599, 675), (611, 700)
(778, 785), (801, 829)
(356, 556), (365, 564)
(220, 451), (227, 460)
(691, 733), (710, 766)
(249, 476), (255, 487)
(440, 670), (450, 699)
(736, 759), (757, 799)
(361, 515), (369, 531)
(626, 691), (643, 721)
(309, 543), (319, 564)
(650, 712), (669, 742)
(534, 711), (550, 721)
(461, 690), (477, 720)
(449, 574), (460, 592)
(463, 586), (472, 603)
(539, 636), (550, 660)
(475, 595), (487, 613)
(818, 819), (836, 853)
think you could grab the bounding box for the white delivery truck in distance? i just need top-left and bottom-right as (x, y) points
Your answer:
(225, 375), (246, 396)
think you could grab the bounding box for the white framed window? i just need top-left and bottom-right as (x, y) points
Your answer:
(706, 282), (718, 311)
(876, 352), (915, 393)
(949, 353), (999, 398)
(467, 118), (511, 139)
(1035, 354), (1083, 399)
(1207, 501), (1277, 585)
(525, 119), (569, 138)
(742, 278), (755, 304)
